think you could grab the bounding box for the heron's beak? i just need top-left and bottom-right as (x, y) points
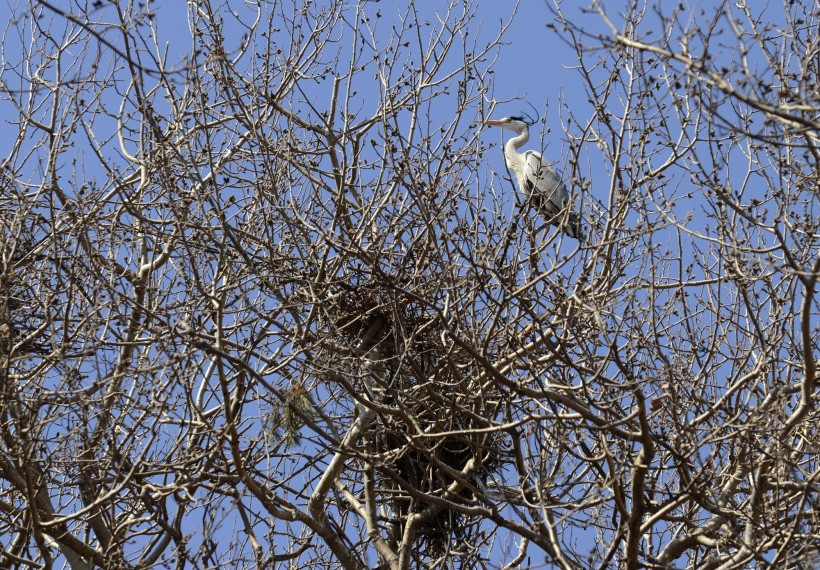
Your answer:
(483, 119), (504, 126)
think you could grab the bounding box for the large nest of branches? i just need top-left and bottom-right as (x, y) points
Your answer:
(317, 275), (506, 563)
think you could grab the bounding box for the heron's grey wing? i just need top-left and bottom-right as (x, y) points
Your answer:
(523, 151), (568, 218)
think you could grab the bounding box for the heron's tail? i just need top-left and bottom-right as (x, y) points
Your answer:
(562, 211), (583, 243)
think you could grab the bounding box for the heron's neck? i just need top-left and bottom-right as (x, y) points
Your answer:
(506, 129), (529, 153)
(504, 129), (529, 169)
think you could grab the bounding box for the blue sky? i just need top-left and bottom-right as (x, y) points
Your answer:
(0, 0), (588, 179)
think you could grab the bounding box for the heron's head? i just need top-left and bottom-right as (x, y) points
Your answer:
(483, 116), (530, 134)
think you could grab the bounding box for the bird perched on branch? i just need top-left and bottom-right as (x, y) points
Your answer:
(484, 116), (582, 241)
